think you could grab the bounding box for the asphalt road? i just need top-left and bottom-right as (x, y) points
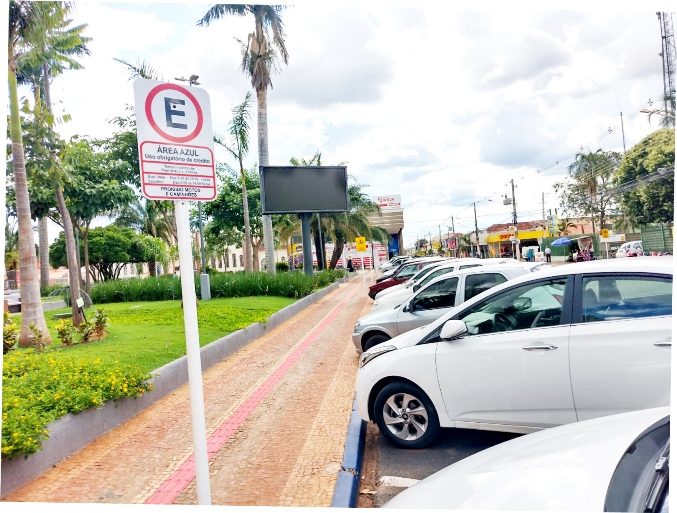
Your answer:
(359, 423), (523, 507)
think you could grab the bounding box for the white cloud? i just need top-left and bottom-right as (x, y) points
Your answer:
(18, 3), (669, 252)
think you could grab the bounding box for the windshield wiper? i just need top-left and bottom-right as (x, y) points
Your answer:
(644, 439), (669, 513)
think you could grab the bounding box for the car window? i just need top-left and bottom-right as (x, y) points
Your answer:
(418, 267), (455, 287)
(457, 277), (568, 335)
(582, 275), (672, 322)
(396, 263), (420, 279)
(412, 277), (458, 311)
(464, 273), (508, 301)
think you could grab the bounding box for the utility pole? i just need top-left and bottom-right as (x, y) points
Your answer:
(438, 225), (442, 254)
(428, 232), (432, 254)
(451, 216), (456, 257)
(542, 192), (545, 222)
(473, 202), (480, 258)
(511, 179), (518, 260)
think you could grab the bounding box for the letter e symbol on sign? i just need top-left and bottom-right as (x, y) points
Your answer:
(165, 98), (187, 129)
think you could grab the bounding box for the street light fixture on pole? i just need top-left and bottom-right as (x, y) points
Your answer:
(175, 74), (211, 300)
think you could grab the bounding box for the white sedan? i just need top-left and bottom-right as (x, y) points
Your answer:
(384, 406), (670, 511)
(356, 258), (672, 449)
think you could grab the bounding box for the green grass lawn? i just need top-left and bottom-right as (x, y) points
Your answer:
(11, 296), (296, 374)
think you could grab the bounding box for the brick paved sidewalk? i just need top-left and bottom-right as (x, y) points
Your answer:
(2, 278), (373, 506)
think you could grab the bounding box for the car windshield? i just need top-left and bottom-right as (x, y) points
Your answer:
(604, 418), (670, 513)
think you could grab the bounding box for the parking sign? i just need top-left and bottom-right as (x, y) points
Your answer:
(133, 79), (216, 201)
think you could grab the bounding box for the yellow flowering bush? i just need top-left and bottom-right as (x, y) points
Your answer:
(3, 312), (19, 354)
(2, 350), (153, 460)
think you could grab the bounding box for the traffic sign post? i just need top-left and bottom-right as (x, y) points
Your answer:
(355, 237), (367, 293)
(133, 79), (214, 505)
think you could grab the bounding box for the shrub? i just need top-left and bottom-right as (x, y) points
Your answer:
(276, 261), (289, 272)
(2, 350), (154, 460)
(88, 271), (338, 303)
(28, 323), (46, 352)
(3, 312), (18, 354)
(77, 322), (95, 344)
(40, 283), (64, 298)
(92, 309), (109, 338)
(55, 320), (76, 346)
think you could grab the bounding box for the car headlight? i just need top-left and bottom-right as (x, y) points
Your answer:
(373, 300), (379, 306)
(359, 345), (396, 368)
(354, 321), (361, 332)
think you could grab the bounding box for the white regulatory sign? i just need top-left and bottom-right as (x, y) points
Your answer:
(133, 79), (216, 201)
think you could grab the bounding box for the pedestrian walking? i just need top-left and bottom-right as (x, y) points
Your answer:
(545, 246), (551, 263)
(347, 257), (354, 273)
(526, 248), (534, 262)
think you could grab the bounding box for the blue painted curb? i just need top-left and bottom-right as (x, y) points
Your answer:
(331, 394), (367, 508)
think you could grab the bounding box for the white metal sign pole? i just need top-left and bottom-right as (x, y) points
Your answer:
(175, 199), (212, 505)
(362, 252), (367, 293)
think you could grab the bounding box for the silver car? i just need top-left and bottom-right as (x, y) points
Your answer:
(353, 264), (542, 352)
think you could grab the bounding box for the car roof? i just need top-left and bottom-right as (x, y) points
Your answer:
(421, 262), (535, 289)
(413, 257), (673, 339)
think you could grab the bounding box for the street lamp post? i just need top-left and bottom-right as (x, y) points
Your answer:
(175, 74), (211, 300)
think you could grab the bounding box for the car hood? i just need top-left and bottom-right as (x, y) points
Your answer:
(357, 305), (401, 327)
(385, 407), (670, 511)
(375, 325), (427, 350)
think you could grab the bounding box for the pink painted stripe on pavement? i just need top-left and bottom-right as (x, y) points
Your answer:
(145, 282), (360, 504)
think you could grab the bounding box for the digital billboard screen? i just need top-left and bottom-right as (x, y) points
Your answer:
(260, 166), (349, 214)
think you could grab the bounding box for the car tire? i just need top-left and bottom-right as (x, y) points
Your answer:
(374, 381), (440, 449)
(363, 333), (391, 351)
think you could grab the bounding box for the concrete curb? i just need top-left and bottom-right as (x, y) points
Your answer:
(1, 281), (341, 498)
(331, 394), (367, 508)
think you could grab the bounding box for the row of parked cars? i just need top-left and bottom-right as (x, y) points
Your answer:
(354, 254), (672, 510)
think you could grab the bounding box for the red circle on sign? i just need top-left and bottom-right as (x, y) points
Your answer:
(145, 83), (204, 143)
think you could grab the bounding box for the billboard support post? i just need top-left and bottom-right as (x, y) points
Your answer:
(300, 213), (314, 276)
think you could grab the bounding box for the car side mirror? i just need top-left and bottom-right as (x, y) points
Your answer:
(440, 320), (468, 340)
(513, 297), (532, 311)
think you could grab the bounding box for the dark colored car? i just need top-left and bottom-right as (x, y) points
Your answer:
(369, 258), (446, 299)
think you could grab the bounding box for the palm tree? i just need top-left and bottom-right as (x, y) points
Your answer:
(324, 180), (390, 270)
(17, 1), (91, 326)
(8, 1), (62, 345)
(568, 150), (603, 235)
(198, 4), (289, 275)
(214, 92), (254, 272)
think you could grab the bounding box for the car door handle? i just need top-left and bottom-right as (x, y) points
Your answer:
(653, 339), (672, 347)
(522, 344), (558, 350)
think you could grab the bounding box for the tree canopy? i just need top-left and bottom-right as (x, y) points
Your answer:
(613, 128), (675, 225)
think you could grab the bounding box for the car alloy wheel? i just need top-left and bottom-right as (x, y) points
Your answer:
(374, 382), (440, 449)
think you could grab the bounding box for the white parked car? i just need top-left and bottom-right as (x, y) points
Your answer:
(374, 260), (452, 301)
(384, 406), (670, 511)
(356, 258), (672, 449)
(373, 259), (544, 312)
(353, 263), (543, 352)
(616, 241), (643, 257)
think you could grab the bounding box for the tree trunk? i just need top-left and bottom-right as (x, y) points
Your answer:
(329, 240), (344, 270)
(8, 66), (52, 346)
(38, 216), (50, 289)
(313, 228), (325, 270)
(81, 221), (92, 295)
(148, 260), (156, 277)
(252, 242), (260, 271)
(55, 187), (84, 326)
(240, 156), (253, 272)
(257, 86), (276, 275)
